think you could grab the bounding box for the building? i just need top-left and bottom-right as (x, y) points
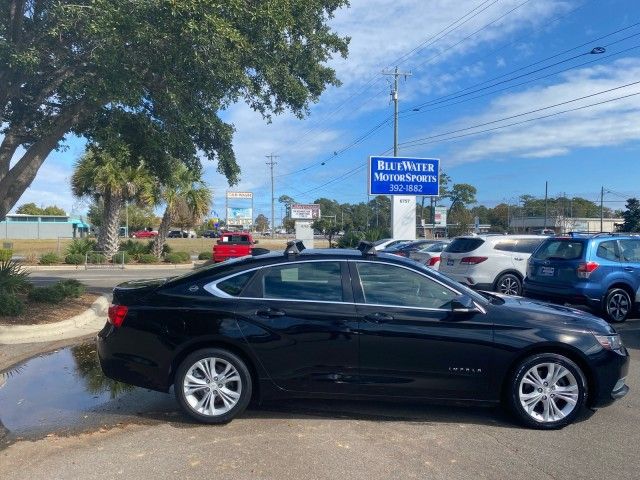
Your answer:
(0, 214), (90, 239)
(509, 216), (623, 234)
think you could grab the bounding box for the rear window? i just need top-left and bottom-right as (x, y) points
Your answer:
(445, 238), (484, 253)
(222, 234), (251, 243)
(533, 240), (584, 260)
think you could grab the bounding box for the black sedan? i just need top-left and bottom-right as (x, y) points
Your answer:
(97, 242), (629, 429)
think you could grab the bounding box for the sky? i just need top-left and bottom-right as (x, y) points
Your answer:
(10, 0), (640, 222)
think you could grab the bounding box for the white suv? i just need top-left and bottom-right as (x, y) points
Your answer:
(438, 235), (546, 296)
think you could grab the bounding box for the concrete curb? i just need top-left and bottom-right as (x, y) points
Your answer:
(0, 296), (110, 345)
(25, 263), (196, 272)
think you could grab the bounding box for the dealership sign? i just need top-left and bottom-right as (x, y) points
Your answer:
(227, 207), (253, 226)
(226, 191), (253, 199)
(291, 204), (321, 220)
(369, 156), (439, 196)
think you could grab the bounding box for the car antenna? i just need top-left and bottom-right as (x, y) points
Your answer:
(284, 240), (305, 256)
(357, 241), (377, 256)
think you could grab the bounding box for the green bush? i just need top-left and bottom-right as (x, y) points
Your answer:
(112, 252), (132, 264)
(165, 251), (191, 264)
(337, 231), (363, 248)
(198, 251), (212, 260)
(66, 238), (97, 255)
(138, 253), (159, 264)
(0, 291), (24, 316)
(0, 248), (12, 261)
(28, 279), (85, 304)
(64, 253), (85, 265)
(0, 259), (30, 295)
(119, 239), (148, 259)
(57, 279), (85, 298)
(86, 252), (106, 264)
(39, 252), (62, 265)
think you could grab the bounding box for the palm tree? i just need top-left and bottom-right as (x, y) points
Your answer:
(71, 146), (155, 257)
(152, 163), (212, 258)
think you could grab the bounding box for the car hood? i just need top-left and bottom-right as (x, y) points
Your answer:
(490, 293), (615, 334)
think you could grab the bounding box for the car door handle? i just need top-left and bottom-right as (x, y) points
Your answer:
(364, 312), (394, 323)
(624, 267), (635, 272)
(514, 257), (524, 261)
(256, 308), (286, 318)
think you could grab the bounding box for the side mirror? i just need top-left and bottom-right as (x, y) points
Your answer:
(451, 295), (478, 314)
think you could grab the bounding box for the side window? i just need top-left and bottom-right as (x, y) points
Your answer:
(619, 239), (640, 263)
(596, 241), (620, 262)
(216, 271), (255, 296)
(494, 241), (516, 252)
(514, 239), (545, 254)
(263, 262), (343, 302)
(356, 262), (458, 309)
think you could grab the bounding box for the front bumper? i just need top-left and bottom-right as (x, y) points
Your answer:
(589, 347), (630, 408)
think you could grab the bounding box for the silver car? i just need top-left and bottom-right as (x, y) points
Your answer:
(408, 240), (450, 268)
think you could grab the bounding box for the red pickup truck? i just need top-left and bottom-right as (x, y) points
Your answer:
(212, 231), (255, 262)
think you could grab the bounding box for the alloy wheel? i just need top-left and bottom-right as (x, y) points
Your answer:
(518, 362), (579, 423)
(182, 357), (242, 417)
(497, 275), (521, 296)
(606, 291), (630, 322)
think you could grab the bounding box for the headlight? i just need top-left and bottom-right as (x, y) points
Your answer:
(594, 334), (623, 351)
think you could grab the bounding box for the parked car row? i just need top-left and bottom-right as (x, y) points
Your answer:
(385, 233), (640, 323)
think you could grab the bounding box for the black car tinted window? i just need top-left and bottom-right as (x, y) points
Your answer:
(619, 239), (640, 263)
(356, 262), (457, 309)
(217, 271), (254, 296)
(514, 238), (545, 254)
(445, 238), (484, 253)
(596, 241), (620, 262)
(533, 240), (584, 260)
(263, 262), (343, 302)
(494, 240), (516, 252)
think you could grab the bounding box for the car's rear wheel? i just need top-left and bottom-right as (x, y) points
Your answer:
(603, 288), (631, 323)
(507, 353), (586, 429)
(174, 348), (252, 424)
(495, 273), (522, 296)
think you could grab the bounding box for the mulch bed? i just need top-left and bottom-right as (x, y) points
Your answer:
(0, 293), (100, 326)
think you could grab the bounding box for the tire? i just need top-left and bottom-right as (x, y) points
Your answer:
(507, 353), (586, 429)
(603, 288), (632, 323)
(174, 348), (252, 424)
(495, 273), (522, 296)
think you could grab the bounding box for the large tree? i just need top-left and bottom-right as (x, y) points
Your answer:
(15, 202), (65, 216)
(622, 198), (640, 232)
(0, 0), (349, 218)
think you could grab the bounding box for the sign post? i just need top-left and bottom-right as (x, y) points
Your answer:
(369, 156), (439, 240)
(291, 204), (321, 248)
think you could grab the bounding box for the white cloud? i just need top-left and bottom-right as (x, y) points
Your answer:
(402, 57), (640, 164)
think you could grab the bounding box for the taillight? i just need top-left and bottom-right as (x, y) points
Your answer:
(427, 256), (440, 266)
(460, 256), (488, 265)
(577, 261), (599, 279)
(108, 305), (128, 328)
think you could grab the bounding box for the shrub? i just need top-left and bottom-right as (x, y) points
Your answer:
(28, 279), (85, 304)
(165, 251), (191, 264)
(147, 241), (172, 255)
(112, 252), (132, 264)
(198, 251), (212, 260)
(65, 253), (85, 265)
(138, 253), (159, 264)
(0, 291), (24, 316)
(0, 260), (30, 295)
(57, 279), (85, 298)
(337, 231), (363, 248)
(66, 238), (97, 255)
(0, 248), (12, 261)
(86, 252), (106, 264)
(119, 239), (148, 259)
(39, 252), (61, 265)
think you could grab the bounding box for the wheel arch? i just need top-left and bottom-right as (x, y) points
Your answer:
(493, 269), (524, 289)
(499, 343), (597, 407)
(605, 282), (635, 300)
(170, 339), (261, 403)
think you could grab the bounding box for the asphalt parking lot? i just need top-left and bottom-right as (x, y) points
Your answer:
(0, 268), (638, 480)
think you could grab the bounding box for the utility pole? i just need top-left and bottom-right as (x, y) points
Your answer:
(266, 154), (279, 235)
(544, 181), (548, 229)
(600, 186), (604, 233)
(382, 66), (413, 239)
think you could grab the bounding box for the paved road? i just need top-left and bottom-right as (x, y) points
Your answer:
(1, 269), (636, 479)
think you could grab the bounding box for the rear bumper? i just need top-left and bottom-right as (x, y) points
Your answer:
(441, 271), (494, 291)
(523, 279), (604, 307)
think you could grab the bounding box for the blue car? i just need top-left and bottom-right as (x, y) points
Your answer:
(524, 234), (640, 322)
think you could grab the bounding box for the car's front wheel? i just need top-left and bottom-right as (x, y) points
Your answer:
(507, 353), (586, 429)
(174, 348), (252, 424)
(603, 287), (632, 323)
(495, 273), (522, 296)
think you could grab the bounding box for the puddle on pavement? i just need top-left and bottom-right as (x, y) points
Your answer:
(0, 343), (177, 444)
